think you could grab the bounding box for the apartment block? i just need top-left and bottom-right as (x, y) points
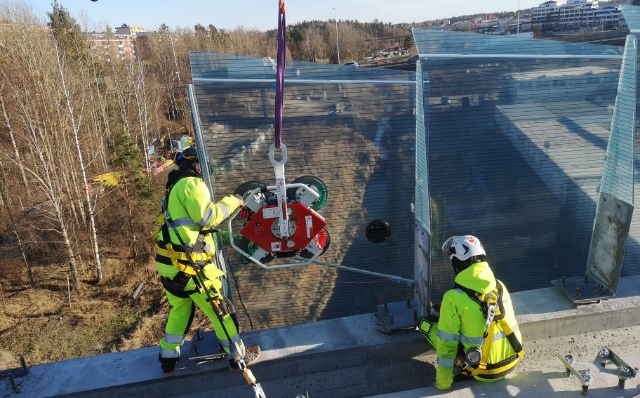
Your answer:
(115, 24), (145, 37)
(88, 33), (136, 62)
(532, 0), (623, 30)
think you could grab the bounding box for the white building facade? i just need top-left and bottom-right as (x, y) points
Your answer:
(115, 24), (145, 38)
(532, 0), (623, 31)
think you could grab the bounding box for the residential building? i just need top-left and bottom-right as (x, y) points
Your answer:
(558, 0), (599, 28)
(88, 33), (136, 62)
(595, 5), (625, 29)
(115, 24), (145, 37)
(532, 0), (562, 28)
(532, 0), (624, 31)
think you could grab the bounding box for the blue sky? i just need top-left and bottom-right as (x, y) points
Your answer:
(29, 0), (543, 31)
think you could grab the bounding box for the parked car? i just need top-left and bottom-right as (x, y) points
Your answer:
(407, 55), (419, 63)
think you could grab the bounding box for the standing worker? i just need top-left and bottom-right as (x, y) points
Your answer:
(419, 235), (524, 390)
(154, 146), (260, 374)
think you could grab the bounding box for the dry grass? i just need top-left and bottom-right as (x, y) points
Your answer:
(0, 254), (168, 370)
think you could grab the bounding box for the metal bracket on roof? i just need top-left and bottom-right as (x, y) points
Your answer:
(558, 354), (596, 395)
(551, 193), (633, 304)
(596, 347), (638, 390)
(550, 274), (613, 305)
(558, 347), (638, 395)
(376, 299), (419, 334)
(187, 330), (227, 364)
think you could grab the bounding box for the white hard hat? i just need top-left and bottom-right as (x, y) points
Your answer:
(442, 235), (486, 261)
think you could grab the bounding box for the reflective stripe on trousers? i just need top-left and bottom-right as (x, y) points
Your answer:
(438, 357), (455, 367)
(160, 333), (184, 359)
(160, 346), (181, 358)
(163, 333), (184, 345)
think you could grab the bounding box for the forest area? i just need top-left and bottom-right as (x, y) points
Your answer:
(0, 0), (413, 368)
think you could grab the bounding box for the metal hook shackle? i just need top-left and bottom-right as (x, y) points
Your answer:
(268, 143), (288, 166)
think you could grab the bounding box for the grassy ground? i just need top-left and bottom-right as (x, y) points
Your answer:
(0, 255), (185, 370)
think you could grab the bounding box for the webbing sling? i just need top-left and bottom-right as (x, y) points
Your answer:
(455, 281), (525, 377)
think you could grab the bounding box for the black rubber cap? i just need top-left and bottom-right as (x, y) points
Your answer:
(366, 220), (391, 243)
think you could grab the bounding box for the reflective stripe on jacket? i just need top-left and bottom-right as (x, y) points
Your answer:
(155, 175), (242, 281)
(434, 262), (522, 389)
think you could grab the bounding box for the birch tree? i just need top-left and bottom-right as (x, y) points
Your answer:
(1, 16), (81, 289)
(54, 42), (103, 283)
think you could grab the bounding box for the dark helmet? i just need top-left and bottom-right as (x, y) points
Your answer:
(175, 146), (199, 170)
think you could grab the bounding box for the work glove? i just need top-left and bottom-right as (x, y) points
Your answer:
(201, 278), (223, 295)
(202, 264), (224, 293)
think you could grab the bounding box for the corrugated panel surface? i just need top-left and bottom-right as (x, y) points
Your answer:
(415, 57), (430, 231)
(190, 53), (416, 329)
(621, 5), (640, 32)
(413, 29), (640, 302)
(600, 35), (636, 205)
(414, 56), (431, 315)
(620, 7), (640, 212)
(414, 30), (624, 57)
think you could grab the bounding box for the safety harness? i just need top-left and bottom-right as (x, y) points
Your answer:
(154, 172), (217, 298)
(455, 280), (525, 378)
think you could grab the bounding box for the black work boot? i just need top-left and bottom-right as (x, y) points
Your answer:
(159, 354), (179, 374)
(229, 344), (261, 370)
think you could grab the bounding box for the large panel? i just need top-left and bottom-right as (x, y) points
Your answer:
(414, 56), (432, 315)
(600, 35), (636, 206)
(584, 34), (637, 295)
(190, 53), (416, 329)
(414, 29), (640, 301)
(621, 5), (640, 33)
(414, 30), (623, 57)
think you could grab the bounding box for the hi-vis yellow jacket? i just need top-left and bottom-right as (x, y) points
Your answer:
(154, 171), (242, 290)
(426, 262), (523, 390)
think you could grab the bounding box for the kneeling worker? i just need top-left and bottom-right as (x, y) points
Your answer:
(419, 235), (524, 390)
(155, 146), (260, 373)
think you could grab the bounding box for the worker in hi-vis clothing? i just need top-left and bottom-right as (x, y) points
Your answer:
(419, 235), (524, 390)
(154, 146), (260, 373)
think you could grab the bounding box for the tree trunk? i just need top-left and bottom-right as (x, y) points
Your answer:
(123, 183), (138, 259)
(131, 59), (151, 174)
(110, 60), (132, 134)
(0, 92), (29, 194)
(0, 161), (35, 286)
(57, 203), (80, 289)
(55, 45), (103, 283)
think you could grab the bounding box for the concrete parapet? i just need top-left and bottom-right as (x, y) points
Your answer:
(514, 275), (640, 341)
(3, 275), (640, 397)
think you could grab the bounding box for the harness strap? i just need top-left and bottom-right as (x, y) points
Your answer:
(161, 273), (198, 298)
(498, 318), (525, 357)
(494, 281), (506, 321)
(158, 177), (216, 275)
(455, 279), (525, 375)
(478, 321), (496, 370)
(156, 246), (211, 263)
(473, 353), (521, 377)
